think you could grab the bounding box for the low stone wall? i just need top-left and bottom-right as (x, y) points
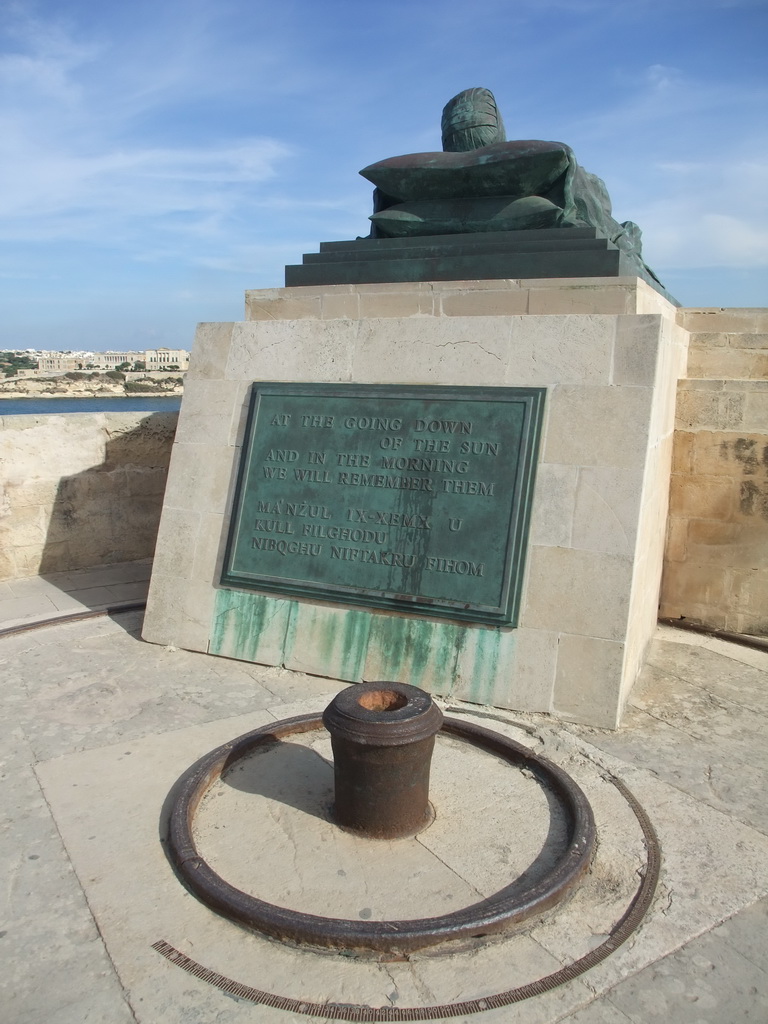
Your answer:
(660, 309), (768, 636)
(0, 410), (178, 580)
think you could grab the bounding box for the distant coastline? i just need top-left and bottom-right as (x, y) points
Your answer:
(0, 392), (182, 399)
(0, 371), (184, 402)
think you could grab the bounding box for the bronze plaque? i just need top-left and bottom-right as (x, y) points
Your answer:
(221, 383), (544, 625)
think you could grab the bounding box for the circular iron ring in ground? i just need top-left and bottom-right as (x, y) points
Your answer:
(166, 714), (596, 954)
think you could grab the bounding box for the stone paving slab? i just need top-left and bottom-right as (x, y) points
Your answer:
(30, 687), (768, 1023)
(601, 906), (768, 1023)
(33, 708), (594, 1024)
(1, 592), (768, 1022)
(0, 765), (134, 1024)
(0, 559), (151, 631)
(570, 627), (768, 836)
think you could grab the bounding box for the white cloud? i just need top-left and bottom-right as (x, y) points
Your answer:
(640, 204), (768, 268)
(571, 70), (751, 142)
(0, 137), (292, 243)
(0, 7), (99, 102)
(1, 0), (765, 323)
(0, 141), (291, 216)
(633, 153), (768, 268)
(644, 64), (685, 92)
(547, 60), (768, 276)
(0, 7), (292, 250)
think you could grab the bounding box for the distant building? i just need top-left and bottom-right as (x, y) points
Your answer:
(145, 348), (190, 370)
(36, 348), (190, 372)
(38, 353), (95, 372)
(93, 351), (143, 368)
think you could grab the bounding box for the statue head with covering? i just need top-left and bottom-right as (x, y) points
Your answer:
(441, 87), (506, 152)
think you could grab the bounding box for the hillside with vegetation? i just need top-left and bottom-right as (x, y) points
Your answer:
(0, 369), (184, 399)
(1, 352), (39, 377)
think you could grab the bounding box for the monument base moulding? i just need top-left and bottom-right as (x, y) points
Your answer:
(142, 276), (688, 729)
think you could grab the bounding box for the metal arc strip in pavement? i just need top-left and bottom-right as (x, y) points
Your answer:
(166, 715), (597, 953)
(155, 772), (660, 1019)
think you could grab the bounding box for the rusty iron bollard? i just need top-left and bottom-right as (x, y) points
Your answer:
(322, 682), (443, 840)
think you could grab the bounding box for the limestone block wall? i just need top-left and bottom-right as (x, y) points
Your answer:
(0, 411), (177, 580)
(660, 309), (768, 636)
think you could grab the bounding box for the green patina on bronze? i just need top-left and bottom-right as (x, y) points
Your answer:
(359, 87), (668, 292)
(220, 383), (544, 627)
(441, 87), (506, 152)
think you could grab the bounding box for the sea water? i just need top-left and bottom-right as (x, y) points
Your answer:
(0, 396), (182, 415)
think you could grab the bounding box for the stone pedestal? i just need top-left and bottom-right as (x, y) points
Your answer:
(143, 276), (688, 728)
(284, 228), (678, 306)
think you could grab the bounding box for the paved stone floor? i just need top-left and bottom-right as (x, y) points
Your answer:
(0, 560), (151, 630)
(1, 562), (767, 1023)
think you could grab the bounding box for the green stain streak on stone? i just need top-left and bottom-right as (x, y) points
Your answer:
(464, 627), (516, 705)
(284, 603), (372, 682)
(391, 619), (429, 682)
(308, 606), (339, 665)
(365, 616), (462, 696)
(210, 588), (292, 665)
(416, 621), (463, 694)
(282, 602), (299, 652)
(339, 610), (372, 681)
(209, 588), (517, 705)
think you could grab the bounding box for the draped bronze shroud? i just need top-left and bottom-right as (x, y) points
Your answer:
(361, 87), (665, 289)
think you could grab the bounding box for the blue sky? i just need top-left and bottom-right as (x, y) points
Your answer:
(1, 0), (766, 351)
